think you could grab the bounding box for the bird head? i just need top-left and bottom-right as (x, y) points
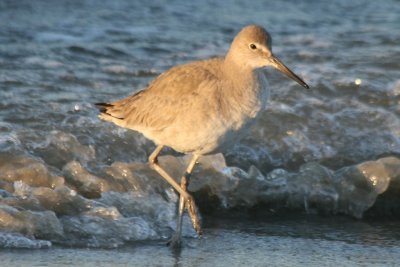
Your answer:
(227, 25), (309, 89)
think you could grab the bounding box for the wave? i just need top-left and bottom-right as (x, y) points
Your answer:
(0, 150), (399, 248)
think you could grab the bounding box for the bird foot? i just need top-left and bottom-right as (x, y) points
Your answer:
(167, 233), (182, 249)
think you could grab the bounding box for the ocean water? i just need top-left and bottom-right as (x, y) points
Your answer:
(0, 0), (400, 265)
(2, 217), (400, 267)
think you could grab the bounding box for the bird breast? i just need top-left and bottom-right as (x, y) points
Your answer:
(192, 70), (270, 154)
(218, 70), (269, 139)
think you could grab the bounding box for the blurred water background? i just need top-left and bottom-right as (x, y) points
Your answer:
(0, 0), (399, 266)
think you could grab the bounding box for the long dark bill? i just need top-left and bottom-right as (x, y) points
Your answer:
(271, 56), (309, 89)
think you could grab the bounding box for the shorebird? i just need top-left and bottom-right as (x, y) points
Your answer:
(96, 25), (309, 247)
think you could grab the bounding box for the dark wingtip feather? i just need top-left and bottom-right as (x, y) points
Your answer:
(95, 102), (124, 119)
(95, 102), (113, 112)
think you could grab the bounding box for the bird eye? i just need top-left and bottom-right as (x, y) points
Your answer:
(249, 43), (257, 50)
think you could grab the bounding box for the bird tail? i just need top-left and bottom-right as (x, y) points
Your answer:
(95, 102), (114, 113)
(94, 102), (125, 126)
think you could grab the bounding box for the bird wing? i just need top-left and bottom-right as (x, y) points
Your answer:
(97, 59), (223, 131)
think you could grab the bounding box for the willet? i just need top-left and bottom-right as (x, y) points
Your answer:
(96, 25), (309, 247)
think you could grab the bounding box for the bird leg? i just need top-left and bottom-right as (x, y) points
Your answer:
(148, 145), (202, 244)
(148, 145), (191, 200)
(169, 154), (201, 247)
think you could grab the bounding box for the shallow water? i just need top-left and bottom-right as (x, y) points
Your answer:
(0, 0), (400, 262)
(2, 216), (400, 267)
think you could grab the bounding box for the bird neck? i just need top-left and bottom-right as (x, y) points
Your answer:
(223, 53), (255, 86)
(221, 54), (266, 119)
